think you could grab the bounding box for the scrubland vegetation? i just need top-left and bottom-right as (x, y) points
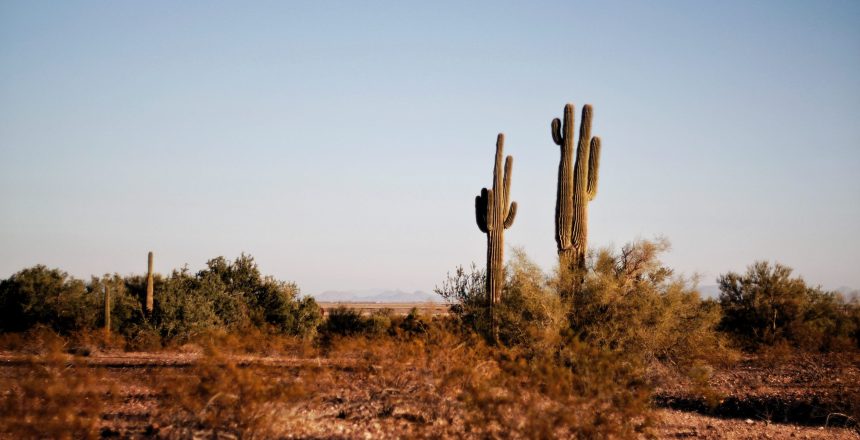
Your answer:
(0, 254), (322, 348)
(1, 242), (858, 439)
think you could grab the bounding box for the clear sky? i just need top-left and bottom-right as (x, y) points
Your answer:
(1, 1), (859, 295)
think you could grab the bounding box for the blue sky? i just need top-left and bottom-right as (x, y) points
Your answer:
(1, 1), (858, 295)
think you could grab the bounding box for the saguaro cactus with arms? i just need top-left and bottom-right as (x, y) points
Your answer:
(475, 133), (517, 340)
(551, 103), (601, 275)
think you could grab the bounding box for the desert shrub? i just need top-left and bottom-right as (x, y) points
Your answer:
(146, 259), (323, 343)
(253, 280), (322, 336)
(0, 343), (109, 439)
(150, 268), (223, 342)
(567, 238), (731, 367)
(195, 255), (322, 336)
(435, 263), (489, 335)
(367, 308), (395, 335)
(396, 307), (430, 335)
(0, 266), (96, 334)
(317, 306), (434, 341)
(92, 274), (146, 337)
(155, 348), (309, 438)
(718, 261), (859, 351)
(496, 248), (566, 354)
(317, 327), (652, 438)
(319, 306), (371, 337)
(0, 255), (322, 344)
(449, 331), (652, 438)
(435, 251), (565, 352)
(189, 327), (316, 357)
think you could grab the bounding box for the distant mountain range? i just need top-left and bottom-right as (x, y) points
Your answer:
(310, 288), (444, 303)
(696, 285), (859, 299)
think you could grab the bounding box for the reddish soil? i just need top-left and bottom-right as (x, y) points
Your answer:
(1, 350), (858, 439)
(653, 352), (860, 439)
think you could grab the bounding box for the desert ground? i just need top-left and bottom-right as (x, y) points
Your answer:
(1, 339), (857, 439)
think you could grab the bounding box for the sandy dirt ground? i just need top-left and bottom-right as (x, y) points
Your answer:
(1, 350), (858, 439)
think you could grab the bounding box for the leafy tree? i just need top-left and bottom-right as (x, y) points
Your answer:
(0, 266), (94, 333)
(0, 254), (322, 342)
(718, 261), (858, 350)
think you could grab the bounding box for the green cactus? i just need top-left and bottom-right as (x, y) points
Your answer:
(475, 133), (517, 340)
(104, 284), (111, 337)
(146, 251), (154, 314)
(551, 103), (601, 274)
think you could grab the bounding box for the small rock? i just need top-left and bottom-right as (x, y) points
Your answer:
(745, 419), (754, 425)
(100, 427), (120, 437)
(144, 423), (160, 435)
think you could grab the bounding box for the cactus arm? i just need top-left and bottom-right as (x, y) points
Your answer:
(587, 136), (601, 200)
(475, 193), (488, 233)
(504, 201), (517, 229)
(551, 118), (563, 146)
(503, 155), (513, 210)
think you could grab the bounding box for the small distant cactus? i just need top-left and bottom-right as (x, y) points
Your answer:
(475, 133), (517, 341)
(551, 103), (601, 274)
(104, 284), (111, 337)
(146, 251), (154, 314)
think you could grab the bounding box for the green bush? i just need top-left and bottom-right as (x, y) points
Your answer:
(317, 306), (434, 340)
(319, 306), (370, 337)
(496, 248), (565, 353)
(0, 255), (321, 344)
(151, 268), (223, 342)
(434, 263), (488, 335)
(718, 261), (859, 350)
(567, 238), (730, 367)
(396, 307), (430, 335)
(93, 274), (147, 338)
(435, 251), (565, 351)
(0, 266), (95, 333)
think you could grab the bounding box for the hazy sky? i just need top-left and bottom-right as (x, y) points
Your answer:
(2, 1), (859, 295)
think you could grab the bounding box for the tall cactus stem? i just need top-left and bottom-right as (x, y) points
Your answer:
(551, 103), (601, 276)
(104, 284), (111, 338)
(146, 251), (154, 314)
(475, 133), (517, 342)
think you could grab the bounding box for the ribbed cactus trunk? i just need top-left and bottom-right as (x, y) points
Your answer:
(146, 251), (154, 314)
(104, 284), (111, 337)
(551, 103), (601, 276)
(475, 134), (517, 341)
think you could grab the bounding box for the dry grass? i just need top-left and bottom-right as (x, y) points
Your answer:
(2, 325), (855, 439)
(0, 335), (112, 440)
(0, 326), (655, 439)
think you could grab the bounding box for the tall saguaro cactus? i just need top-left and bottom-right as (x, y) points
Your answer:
(551, 103), (601, 274)
(475, 133), (517, 340)
(146, 251), (154, 314)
